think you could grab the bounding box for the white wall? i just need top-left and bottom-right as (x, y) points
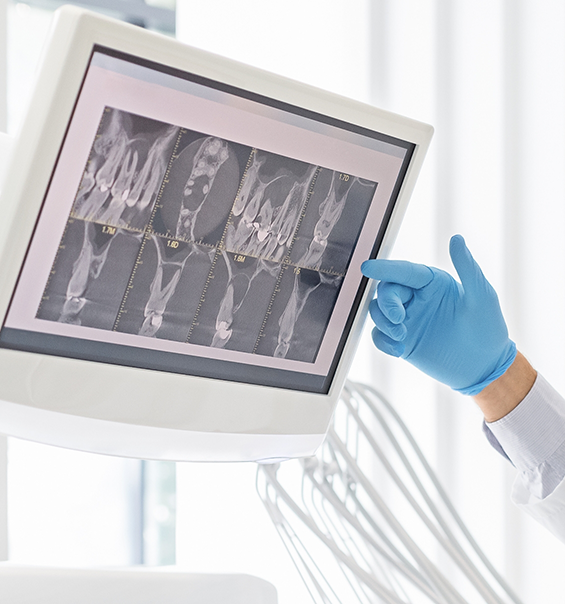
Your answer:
(0, 0), (6, 133)
(7, 439), (143, 567)
(6, 2), (52, 136)
(176, 0), (370, 102)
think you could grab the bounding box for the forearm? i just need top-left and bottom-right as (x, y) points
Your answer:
(473, 351), (537, 422)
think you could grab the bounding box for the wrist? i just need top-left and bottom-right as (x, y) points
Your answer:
(453, 341), (517, 396)
(473, 351), (537, 423)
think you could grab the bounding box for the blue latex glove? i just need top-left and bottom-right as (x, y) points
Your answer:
(360, 235), (516, 395)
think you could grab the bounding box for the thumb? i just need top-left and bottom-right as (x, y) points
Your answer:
(449, 235), (488, 298)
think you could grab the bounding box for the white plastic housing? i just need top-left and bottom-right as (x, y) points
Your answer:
(0, 7), (432, 461)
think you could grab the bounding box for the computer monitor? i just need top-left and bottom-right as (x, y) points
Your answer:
(0, 6), (433, 461)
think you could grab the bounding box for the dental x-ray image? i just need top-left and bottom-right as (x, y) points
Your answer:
(72, 107), (180, 231)
(37, 107), (378, 363)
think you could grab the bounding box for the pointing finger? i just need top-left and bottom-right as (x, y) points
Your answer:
(362, 259), (434, 290)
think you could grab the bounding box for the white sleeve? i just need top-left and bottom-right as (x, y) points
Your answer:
(511, 470), (565, 543)
(484, 374), (565, 542)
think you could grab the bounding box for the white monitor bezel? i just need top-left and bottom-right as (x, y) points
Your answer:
(0, 6), (433, 461)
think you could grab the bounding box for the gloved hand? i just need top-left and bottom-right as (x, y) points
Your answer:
(360, 235), (516, 395)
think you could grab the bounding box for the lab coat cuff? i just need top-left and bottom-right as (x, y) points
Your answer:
(487, 374), (565, 497)
(482, 422), (512, 465)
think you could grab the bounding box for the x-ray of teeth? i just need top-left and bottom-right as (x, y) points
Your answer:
(37, 219), (143, 329)
(273, 271), (323, 359)
(38, 105), (378, 364)
(296, 171), (355, 268)
(231, 149), (265, 218)
(176, 137), (229, 240)
(254, 267), (343, 363)
(72, 109), (129, 218)
(289, 168), (377, 275)
(115, 235), (215, 342)
(152, 133), (245, 246)
(224, 152), (318, 261)
(138, 236), (194, 337)
(188, 251), (280, 352)
(72, 108), (179, 231)
(59, 221), (113, 324)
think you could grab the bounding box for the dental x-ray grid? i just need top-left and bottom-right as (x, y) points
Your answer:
(37, 107), (377, 363)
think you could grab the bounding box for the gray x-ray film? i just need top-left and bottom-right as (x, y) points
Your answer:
(37, 107), (378, 363)
(71, 108), (180, 231)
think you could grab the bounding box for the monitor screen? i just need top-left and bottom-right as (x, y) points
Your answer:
(0, 47), (414, 394)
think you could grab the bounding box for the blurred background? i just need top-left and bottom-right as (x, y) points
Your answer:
(1, 1), (565, 603)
